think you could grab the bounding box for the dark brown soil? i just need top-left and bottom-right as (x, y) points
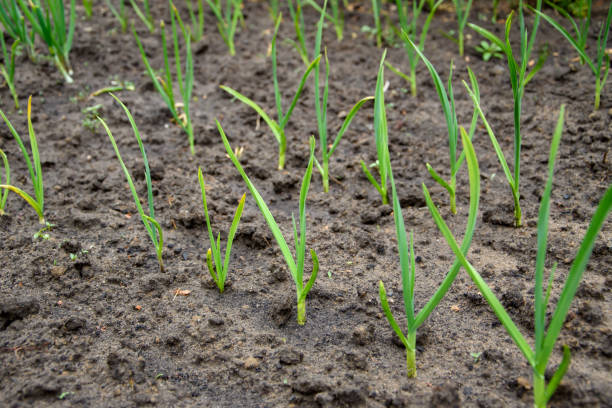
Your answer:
(0, 1), (610, 407)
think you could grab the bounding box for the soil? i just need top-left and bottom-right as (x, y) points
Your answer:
(0, 1), (611, 407)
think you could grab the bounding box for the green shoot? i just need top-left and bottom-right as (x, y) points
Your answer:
(381, 125), (481, 378)
(269, 0), (279, 20)
(534, 2), (611, 110)
(0, 148), (9, 215)
(185, 0), (204, 42)
(451, 0), (473, 56)
(406, 36), (480, 214)
(105, 0), (127, 32)
(198, 167), (246, 293)
(83, 0), (93, 17)
(0, 35), (19, 109)
(90, 79), (135, 97)
(219, 121), (320, 325)
(304, 0), (344, 42)
(133, 2), (195, 153)
(206, 0), (243, 55)
(0, 0), (35, 60)
(492, 0), (500, 22)
(17, 0), (76, 83)
(287, 0), (309, 64)
(464, 77), (524, 229)
(468, 0), (546, 227)
(0, 96), (44, 224)
(361, 50), (389, 204)
(371, 0), (382, 47)
(221, 13), (320, 170)
(129, 0), (154, 33)
(98, 94), (165, 272)
(425, 105), (612, 407)
(393, 0), (442, 96)
(312, 0), (373, 192)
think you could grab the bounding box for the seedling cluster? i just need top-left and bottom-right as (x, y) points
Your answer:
(0, 2), (610, 407)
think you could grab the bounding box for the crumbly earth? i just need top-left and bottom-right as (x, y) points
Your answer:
(0, 1), (610, 407)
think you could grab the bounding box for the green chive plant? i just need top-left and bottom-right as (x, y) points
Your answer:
(17, 0), (76, 83)
(312, 0), (373, 192)
(83, 0), (93, 17)
(220, 122), (320, 325)
(304, 0), (344, 41)
(380, 125), (481, 377)
(361, 50), (389, 204)
(129, 0), (155, 32)
(1, 35), (19, 109)
(269, 0), (279, 20)
(0, 148), (9, 215)
(390, 0), (442, 96)
(535, 2), (611, 110)
(0, 96), (45, 224)
(371, 0), (382, 47)
(133, 2), (195, 153)
(406, 37), (480, 214)
(0, 0), (35, 60)
(184, 0), (204, 42)
(468, 0), (546, 227)
(198, 167), (246, 293)
(105, 0), (127, 32)
(221, 14), (320, 170)
(207, 0), (243, 55)
(98, 94), (165, 272)
(425, 105), (612, 408)
(287, 0), (309, 65)
(451, 0), (473, 56)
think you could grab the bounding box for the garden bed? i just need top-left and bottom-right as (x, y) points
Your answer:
(0, 1), (610, 407)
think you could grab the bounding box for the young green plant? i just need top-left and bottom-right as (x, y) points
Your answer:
(287, 0), (309, 65)
(105, 0), (127, 32)
(198, 167), (246, 293)
(206, 0), (243, 55)
(468, 0), (546, 227)
(17, 0), (76, 83)
(129, 0), (155, 32)
(185, 0), (204, 42)
(221, 14), (320, 170)
(371, 0), (382, 47)
(450, 0), (473, 56)
(475, 40), (503, 61)
(389, 0), (442, 96)
(83, 0), (93, 17)
(304, 0), (344, 41)
(380, 123), (481, 377)
(534, 2), (611, 110)
(1, 35), (19, 109)
(361, 50), (389, 204)
(0, 0), (35, 60)
(425, 105), (612, 408)
(312, 0), (373, 192)
(219, 121), (319, 325)
(406, 37), (480, 214)
(133, 1), (195, 153)
(98, 94), (165, 272)
(0, 148), (9, 215)
(0, 96), (45, 224)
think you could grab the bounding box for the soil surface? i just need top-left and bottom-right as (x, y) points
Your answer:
(0, 1), (611, 407)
